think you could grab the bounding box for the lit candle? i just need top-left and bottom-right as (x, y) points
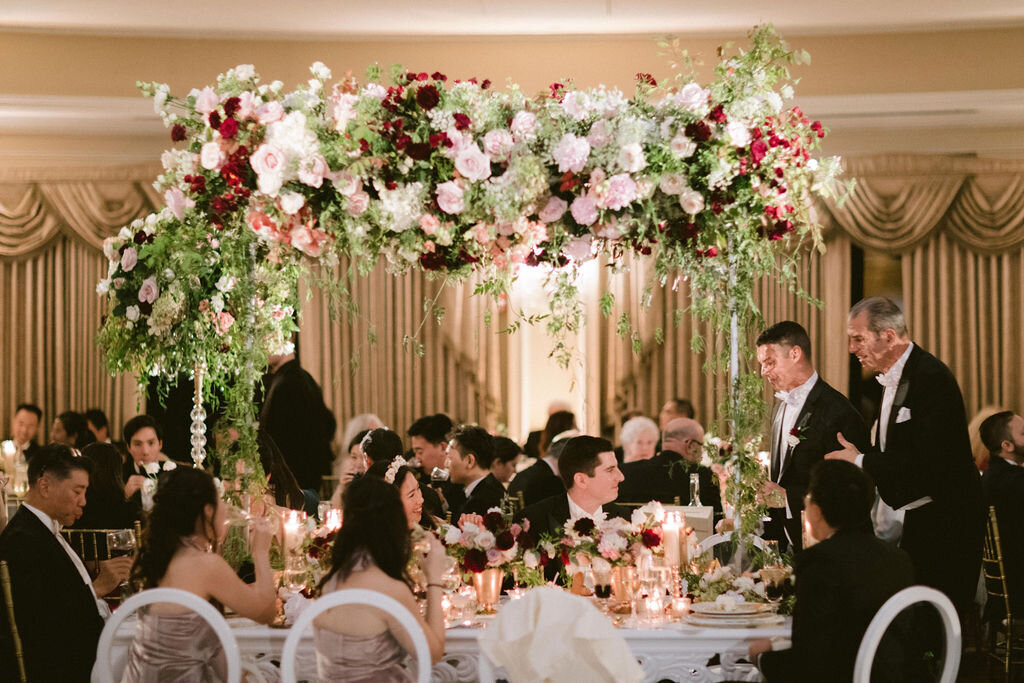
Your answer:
(662, 512), (681, 568)
(671, 596), (690, 617)
(284, 510), (305, 552)
(324, 509), (342, 531)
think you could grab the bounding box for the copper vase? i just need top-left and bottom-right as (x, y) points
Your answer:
(610, 565), (637, 605)
(472, 567), (503, 613)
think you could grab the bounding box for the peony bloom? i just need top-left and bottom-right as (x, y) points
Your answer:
(616, 143), (646, 173)
(561, 91), (591, 121)
(563, 234), (594, 261)
(291, 225), (329, 257)
(679, 189), (705, 215)
(726, 121), (751, 147)
(552, 134), (591, 174)
(483, 129), (514, 161)
(569, 195), (598, 226)
(137, 276), (160, 304)
(454, 144), (492, 182)
(602, 174), (637, 210)
(436, 180), (465, 215)
(195, 86), (219, 115)
(298, 154), (328, 188)
(538, 196), (568, 223)
(119, 247), (138, 273)
(346, 191), (369, 216)
(587, 119), (611, 148)
(200, 142), (224, 171)
(256, 101), (285, 125)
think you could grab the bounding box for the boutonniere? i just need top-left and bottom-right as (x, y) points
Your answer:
(786, 414), (812, 449)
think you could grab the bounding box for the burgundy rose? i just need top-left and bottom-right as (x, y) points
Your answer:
(684, 121), (712, 142)
(171, 124), (187, 142)
(428, 132), (451, 148)
(709, 104), (727, 123)
(495, 531), (515, 551)
(517, 529), (536, 550)
(453, 113), (471, 131)
(219, 117), (239, 140)
(416, 84), (440, 111)
(133, 230), (147, 245)
(394, 134), (412, 151)
(359, 138), (370, 154)
(208, 111), (222, 130)
(573, 518), (596, 536)
(481, 79), (491, 90)
(483, 510), (506, 532)
(223, 96), (241, 117)
(406, 142), (431, 161)
(463, 548), (487, 573)
(419, 251), (446, 271)
(641, 528), (662, 548)
(431, 71), (448, 82)
(749, 139), (768, 166)
(457, 247), (479, 264)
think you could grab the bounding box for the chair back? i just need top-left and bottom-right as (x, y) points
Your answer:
(853, 585), (961, 683)
(0, 560), (27, 683)
(92, 587), (242, 683)
(697, 531), (764, 554)
(982, 505), (1012, 619)
(280, 588), (431, 683)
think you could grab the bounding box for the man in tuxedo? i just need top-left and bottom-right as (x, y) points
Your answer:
(828, 296), (984, 618)
(6, 403), (41, 461)
(757, 321), (870, 552)
(0, 445), (131, 681)
(752, 460), (914, 682)
(121, 414), (178, 503)
(617, 417), (721, 512)
(408, 413), (465, 520)
(520, 436), (629, 541)
(979, 411), (1024, 616)
(447, 425), (505, 518)
(260, 350), (337, 491)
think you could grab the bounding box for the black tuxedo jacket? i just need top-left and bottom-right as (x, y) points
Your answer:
(982, 455), (1024, 615)
(508, 458), (564, 509)
(861, 345), (984, 609)
(766, 377), (869, 551)
(0, 508), (105, 682)
(617, 450), (721, 512)
(759, 529), (914, 683)
(518, 493), (630, 582)
(461, 473), (507, 517)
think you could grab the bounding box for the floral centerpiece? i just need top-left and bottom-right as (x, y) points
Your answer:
(441, 507), (534, 578)
(557, 502), (665, 578)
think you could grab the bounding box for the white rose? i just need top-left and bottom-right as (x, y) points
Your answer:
(670, 135), (697, 158)
(476, 530), (496, 550)
(658, 173), (687, 196)
(444, 525), (462, 545)
(727, 121), (751, 147)
(125, 305), (140, 322)
(617, 143), (646, 173)
(674, 82), (709, 112)
(679, 189), (705, 215)
(200, 142), (223, 170)
(233, 64), (255, 80)
(280, 191), (305, 215)
(454, 144), (492, 182)
(510, 111), (537, 140)
(309, 61), (331, 80)
(523, 550), (540, 569)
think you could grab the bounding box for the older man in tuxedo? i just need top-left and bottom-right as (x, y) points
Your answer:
(0, 445), (131, 681)
(827, 296), (984, 618)
(757, 321), (869, 552)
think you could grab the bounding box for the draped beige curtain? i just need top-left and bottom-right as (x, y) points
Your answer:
(0, 166), (159, 439)
(300, 264), (509, 443)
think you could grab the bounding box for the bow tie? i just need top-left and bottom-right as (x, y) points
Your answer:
(775, 390), (802, 407)
(876, 373), (900, 389)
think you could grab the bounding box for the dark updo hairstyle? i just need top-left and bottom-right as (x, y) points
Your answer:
(56, 411), (95, 449)
(131, 467), (220, 590)
(320, 475), (411, 592)
(366, 458), (417, 491)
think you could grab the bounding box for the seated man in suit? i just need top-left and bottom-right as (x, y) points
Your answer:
(520, 435), (629, 539)
(751, 460), (914, 683)
(979, 410), (1024, 617)
(617, 417), (721, 512)
(0, 445), (132, 681)
(6, 402), (42, 462)
(447, 425), (505, 518)
(408, 413), (465, 521)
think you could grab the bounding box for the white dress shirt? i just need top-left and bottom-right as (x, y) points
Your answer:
(774, 372), (818, 520)
(22, 503), (110, 619)
(567, 493), (607, 524)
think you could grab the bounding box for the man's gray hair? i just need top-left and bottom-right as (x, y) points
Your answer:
(664, 419), (703, 443)
(849, 296), (908, 337)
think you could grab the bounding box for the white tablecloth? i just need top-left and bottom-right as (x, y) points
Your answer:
(110, 611), (789, 683)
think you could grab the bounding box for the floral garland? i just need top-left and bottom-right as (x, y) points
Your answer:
(97, 25), (845, 503)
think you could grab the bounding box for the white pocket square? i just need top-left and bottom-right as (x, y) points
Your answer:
(896, 407), (911, 423)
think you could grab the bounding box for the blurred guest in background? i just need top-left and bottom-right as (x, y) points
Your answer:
(74, 442), (138, 529)
(84, 408), (112, 444)
(969, 404), (1007, 472)
(447, 425), (503, 518)
(620, 416), (659, 464)
(658, 397), (696, 429)
(6, 402), (42, 460)
(51, 410), (94, 450)
(979, 410), (1024, 618)
(490, 436), (523, 486)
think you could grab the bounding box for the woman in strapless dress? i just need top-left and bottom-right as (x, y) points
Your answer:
(315, 475), (447, 682)
(122, 467), (278, 682)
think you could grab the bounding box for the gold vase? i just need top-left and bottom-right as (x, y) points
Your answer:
(610, 565), (637, 605)
(472, 567), (503, 613)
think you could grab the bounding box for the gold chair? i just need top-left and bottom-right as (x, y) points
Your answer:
(982, 505), (1024, 681)
(0, 559), (28, 683)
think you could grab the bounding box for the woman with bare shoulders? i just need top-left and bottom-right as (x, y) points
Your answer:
(123, 467), (277, 682)
(316, 475), (446, 681)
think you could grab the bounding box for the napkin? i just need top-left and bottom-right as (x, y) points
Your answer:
(478, 587), (643, 683)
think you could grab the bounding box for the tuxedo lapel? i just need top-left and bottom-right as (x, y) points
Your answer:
(884, 349), (916, 449)
(770, 400), (784, 481)
(778, 382), (823, 482)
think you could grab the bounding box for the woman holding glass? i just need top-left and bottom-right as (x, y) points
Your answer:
(122, 467), (277, 682)
(316, 475), (447, 681)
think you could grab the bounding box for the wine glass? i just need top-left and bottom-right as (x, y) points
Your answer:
(762, 539), (781, 567)
(106, 529), (136, 594)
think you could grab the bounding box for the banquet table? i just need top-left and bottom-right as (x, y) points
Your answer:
(109, 610), (790, 683)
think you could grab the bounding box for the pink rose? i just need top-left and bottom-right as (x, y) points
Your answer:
(561, 91), (591, 121)
(471, 223), (492, 244)
(120, 246), (138, 273)
(570, 195), (598, 226)
(538, 196), (568, 223)
(658, 174), (687, 196)
(331, 172), (362, 197)
(436, 181), (465, 215)
(483, 130), (514, 161)
(291, 225), (329, 257)
(164, 187), (195, 220)
(563, 234), (593, 261)
(602, 173), (637, 211)
(137, 276), (159, 304)
(670, 134), (696, 158)
(195, 86), (219, 115)
(454, 144), (491, 182)
(346, 191), (369, 216)
(679, 189), (705, 215)
(256, 101), (285, 125)
(552, 134), (590, 174)
(200, 142), (223, 171)
(510, 111), (537, 140)
(250, 144), (285, 196)
(674, 82), (709, 112)
(215, 311), (235, 336)
(298, 154), (328, 188)
(419, 214), (440, 235)
(236, 92), (257, 119)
